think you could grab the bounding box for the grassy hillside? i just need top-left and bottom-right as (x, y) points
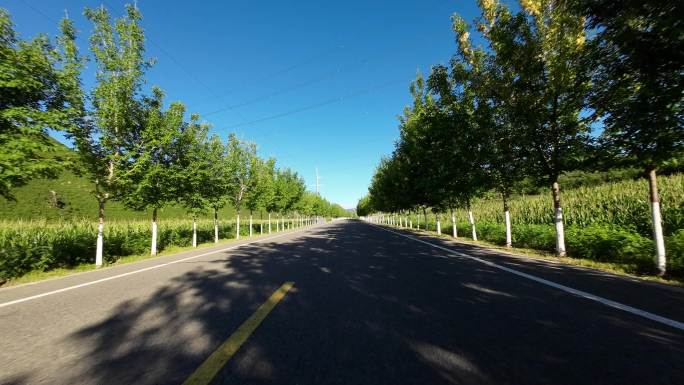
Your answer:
(0, 142), (259, 221)
(0, 170), (246, 221)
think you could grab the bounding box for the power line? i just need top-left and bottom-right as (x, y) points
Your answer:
(96, 1), (249, 121)
(200, 31), (442, 119)
(203, 70), (339, 117)
(220, 78), (405, 129)
(218, 46), (343, 97)
(18, 0), (58, 23)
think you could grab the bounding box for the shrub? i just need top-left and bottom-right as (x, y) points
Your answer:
(666, 229), (684, 277)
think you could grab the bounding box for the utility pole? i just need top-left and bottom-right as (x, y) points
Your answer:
(315, 167), (321, 195)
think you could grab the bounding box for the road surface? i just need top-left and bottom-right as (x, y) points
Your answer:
(1, 219), (683, 384)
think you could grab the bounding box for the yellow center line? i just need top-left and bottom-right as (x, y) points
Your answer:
(182, 281), (295, 385)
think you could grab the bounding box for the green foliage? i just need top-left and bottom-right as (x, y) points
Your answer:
(176, 115), (211, 217)
(575, 0), (684, 171)
(225, 133), (256, 212)
(79, 4), (152, 205)
(666, 230), (684, 276)
(0, 9), (80, 199)
(118, 89), (190, 213)
(297, 191), (348, 218)
(246, 157), (275, 214)
(272, 168), (305, 214)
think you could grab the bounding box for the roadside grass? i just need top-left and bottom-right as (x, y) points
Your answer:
(390, 225), (684, 287)
(0, 226), (300, 288)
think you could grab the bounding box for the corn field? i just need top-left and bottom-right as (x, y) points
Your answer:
(450, 174), (683, 237)
(0, 218), (285, 280)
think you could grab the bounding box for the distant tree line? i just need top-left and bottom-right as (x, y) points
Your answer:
(359, 0), (682, 275)
(0, 4), (347, 265)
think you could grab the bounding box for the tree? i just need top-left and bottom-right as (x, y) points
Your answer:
(204, 134), (231, 243)
(177, 114), (210, 247)
(71, 4), (152, 265)
(225, 133), (256, 239)
(449, 2), (528, 247)
(427, 38), (489, 241)
(118, 89), (190, 255)
(0, 10), (79, 200)
(273, 168), (305, 229)
(246, 157), (276, 236)
(484, 0), (590, 256)
(356, 195), (373, 217)
(575, 0), (684, 274)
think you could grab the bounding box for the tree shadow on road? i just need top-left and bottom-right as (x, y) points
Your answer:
(52, 221), (684, 385)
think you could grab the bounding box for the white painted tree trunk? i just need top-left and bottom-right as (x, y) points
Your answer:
(504, 210), (512, 248)
(214, 209), (219, 243)
(96, 222), (104, 267)
(96, 200), (104, 267)
(552, 181), (566, 257)
(451, 212), (457, 238)
(409, 220), (413, 229)
(503, 196), (512, 248)
(249, 215), (253, 237)
(268, 212), (272, 233)
(236, 214), (241, 239)
(436, 219), (441, 235)
(648, 169), (667, 275)
(192, 218), (197, 247)
(468, 208), (477, 241)
(151, 209), (158, 256)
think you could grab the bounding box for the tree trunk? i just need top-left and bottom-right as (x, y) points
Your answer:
(451, 208), (457, 238)
(96, 199), (105, 267)
(503, 195), (512, 248)
(648, 169), (667, 275)
(268, 212), (272, 233)
(151, 207), (158, 256)
(423, 208), (428, 231)
(236, 213), (241, 239)
(214, 208), (219, 243)
(249, 212), (253, 237)
(552, 181), (566, 257)
(192, 216), (197, 248)
(436, 214), (441, 235)
(467, 199), (477, 241)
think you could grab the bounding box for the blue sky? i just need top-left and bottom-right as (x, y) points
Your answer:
(7, 0), (487, 209)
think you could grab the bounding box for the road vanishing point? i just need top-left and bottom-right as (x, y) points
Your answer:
(1, 219), (683, 384)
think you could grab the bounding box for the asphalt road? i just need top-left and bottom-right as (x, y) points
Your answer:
(1, 219), (683, 385)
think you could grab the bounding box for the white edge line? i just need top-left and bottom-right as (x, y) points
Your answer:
(369, 222), (684, 332)
(0, 227), (313, 309)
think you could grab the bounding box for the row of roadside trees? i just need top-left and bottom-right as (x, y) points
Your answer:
(1, 4), (347, 266)
(358, 0), (682, 275)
